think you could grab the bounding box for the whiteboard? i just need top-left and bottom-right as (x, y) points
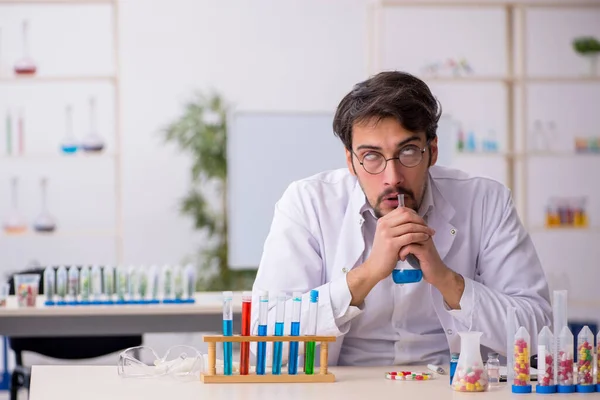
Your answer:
(227, 111), (346, 269)
(226, 111), (456, 269)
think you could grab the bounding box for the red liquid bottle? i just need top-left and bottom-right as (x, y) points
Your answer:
(240, 291), (252, 375)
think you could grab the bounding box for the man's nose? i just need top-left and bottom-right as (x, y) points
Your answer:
(382, 158), (404, 187)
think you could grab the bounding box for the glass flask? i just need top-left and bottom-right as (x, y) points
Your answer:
(81, 96), (105, 153)
(33, 177), (57, 233)
(14, 20), (36, 75)
(391, 194), (422, 284)
(451, 331), (489, 392)
(60, 105), (78, 154)
(3, 176), (27, 234)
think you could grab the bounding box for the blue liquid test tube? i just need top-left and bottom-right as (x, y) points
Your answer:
(272, 292), (286, 375)
(288, 291), (302, 375)
(222, 291), (233, 375)
(257, 290), (269, 375)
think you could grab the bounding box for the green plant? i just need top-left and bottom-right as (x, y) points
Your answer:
(163, 91), (256, 291)
(572, 36), (600, 55)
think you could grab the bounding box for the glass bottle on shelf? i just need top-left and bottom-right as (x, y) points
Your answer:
(3, 176), (27, 234)
(546, 121), (559, 153)
(545, 197), (560, 228)
(530, 120), (546, 153)
(81, 96), (105, 153)
(14, 20), (36, 75)
(5, 108), (12, 156)
(33, 177), (56, 233)
(60, 105), (78, 154)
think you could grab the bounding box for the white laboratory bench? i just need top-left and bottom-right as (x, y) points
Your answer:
(28, 364), (600, 400)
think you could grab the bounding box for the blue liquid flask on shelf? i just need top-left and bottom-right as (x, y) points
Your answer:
(60, 105), (78, 154)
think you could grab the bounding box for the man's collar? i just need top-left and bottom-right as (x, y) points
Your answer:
(355, 172), (435, 220)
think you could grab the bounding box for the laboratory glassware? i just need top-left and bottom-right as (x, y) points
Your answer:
(272, 291), (286, 375)
(33, 177), (57, 233)
(3, 176), (27, 234)
(304, 289), (319, 375)
(61, 105), (78, 154)
(14, 20), (36, 75)
(81, 96), (105, 153)
(240, 291), (252, 375)
(452, 331), (489, 392)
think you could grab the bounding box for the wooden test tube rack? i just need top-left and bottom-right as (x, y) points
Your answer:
(201, 335), (336, 383)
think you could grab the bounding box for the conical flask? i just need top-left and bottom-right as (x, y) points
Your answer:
(14, 20), (36, 75)
(60, 105), (78, 154)
(391, 194), (422, 284)
(33, 177), (57, 233)
(452, 331), (489, 392)
(81, 96), (105, 153)
(3, 176), (27, 234)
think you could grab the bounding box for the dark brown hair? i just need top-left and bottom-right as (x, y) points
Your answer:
(333, 71), (442, 151)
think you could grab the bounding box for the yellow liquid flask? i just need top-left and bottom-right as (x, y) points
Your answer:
(391, 194), (423, 284)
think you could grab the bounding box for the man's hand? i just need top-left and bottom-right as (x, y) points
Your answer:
(398, 232), (465, 309)
(347, 207), (434, 306)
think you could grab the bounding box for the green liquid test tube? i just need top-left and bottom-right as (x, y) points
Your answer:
(304, 289), (319, 374)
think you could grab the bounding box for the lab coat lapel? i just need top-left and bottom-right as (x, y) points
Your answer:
(332, 180), (367, 275)
(428, 178), (457, 262)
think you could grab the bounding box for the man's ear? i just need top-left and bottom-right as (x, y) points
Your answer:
(346, 148), (357, 176)
(428, 136), (438, 167)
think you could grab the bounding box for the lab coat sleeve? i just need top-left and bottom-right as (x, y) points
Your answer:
(249, 182), (359, 363)
(445, 188), (552, 355)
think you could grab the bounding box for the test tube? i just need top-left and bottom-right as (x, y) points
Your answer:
(103, 265), (114, 303)
(240, 291), (252, 375)
(56, 266), (67, 304)
(184, 263), (196, 301)
(505, 306), (517, 385)
(536, 326), (556, 393)
(557, 326), (575, 393)
(116, 265), (128, 303)
(43, 266), (55, 306)
(67, 266), (79, 304)
(148, 265), (159, 303)
(288, 291), (302, 375)
(162, 264), (173, 302)
(304, 289), (319, 375)
(138, 266), (148, 302)
(512, 326), (532, 393)
(272, 292), (286, 375)
(576, 325), (595, 392)
(79, 265), (91, 303)
(256, 290), (269, 375)
(222, 291), (233, 375)
(90, 265), (102, 304)
(173, 265), (184, 301)
(553, 290), (568, 385)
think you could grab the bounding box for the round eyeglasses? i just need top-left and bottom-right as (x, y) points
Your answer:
(352, 143), (428, 174)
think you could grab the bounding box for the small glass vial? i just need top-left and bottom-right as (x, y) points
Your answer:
(43, 266), (56, 305)
(486, 352), (500, 387)
(449, 352), (459, 385)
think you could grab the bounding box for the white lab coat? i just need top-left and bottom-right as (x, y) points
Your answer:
(251, 165), (552, 366)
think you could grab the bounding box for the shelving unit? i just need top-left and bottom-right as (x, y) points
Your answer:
(0, 0), (123, 263)
(368, 0), (600, 231)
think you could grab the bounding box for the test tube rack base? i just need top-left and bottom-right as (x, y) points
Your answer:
(201, 335), (336, 384)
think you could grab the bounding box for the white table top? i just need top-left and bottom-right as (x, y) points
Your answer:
(29, 365), (600, 400)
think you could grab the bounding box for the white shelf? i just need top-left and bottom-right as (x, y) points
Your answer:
(380, 1), (600, 8)
(0, 153), (117, 160)
(529, 226), (600, 233)
(0, 75), (116, 83)
(0, 0), (114, 4)
(525, 151), (600, 158)
(521, 76), (600, 84)
(1, 229), (118, 238)
(423, 76), (511, 83)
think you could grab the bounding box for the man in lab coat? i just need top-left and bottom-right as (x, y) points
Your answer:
(251, 71), (552, 367)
